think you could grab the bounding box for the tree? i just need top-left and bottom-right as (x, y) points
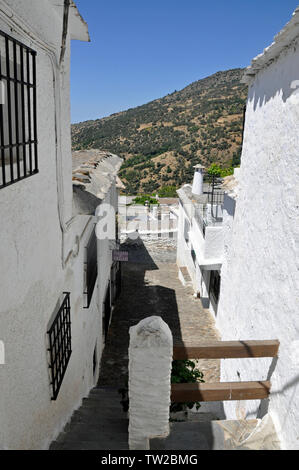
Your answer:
(158, 185), (178, 198)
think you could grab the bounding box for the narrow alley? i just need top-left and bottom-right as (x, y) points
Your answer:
(51, 238), (221, 450)
(100, 238), (221, 388)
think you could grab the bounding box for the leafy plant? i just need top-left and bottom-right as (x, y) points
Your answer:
(207, 163), (234, 178)
(133, 195), (159, 205)
(158, 185), (178, 198)
(170, 360), (204, 413)
(118, 360), (204, 415)
(206, 163), (222, 177)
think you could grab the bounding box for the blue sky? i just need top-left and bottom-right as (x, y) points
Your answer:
(71, 0), (299, 123)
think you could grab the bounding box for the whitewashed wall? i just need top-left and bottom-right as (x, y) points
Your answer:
(176, 202), (197, 290)
(0, 0), (116, 450)
(216, 40), (299, 449)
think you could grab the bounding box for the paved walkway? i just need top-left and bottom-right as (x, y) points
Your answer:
(51, 239), (280, 450)
(99, 239), (221, 388)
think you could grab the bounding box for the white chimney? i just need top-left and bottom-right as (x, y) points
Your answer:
(192, 164), (205, 196)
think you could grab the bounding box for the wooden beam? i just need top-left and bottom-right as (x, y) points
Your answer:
(173, 340), (279, 360)
(171, 381), (271, 403)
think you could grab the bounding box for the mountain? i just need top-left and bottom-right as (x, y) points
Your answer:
(71, 68), (248, 194)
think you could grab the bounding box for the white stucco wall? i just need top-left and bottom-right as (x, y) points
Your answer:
(177, 197), (224, 315)
(216, 39), (299, 449)
(0, 1), (118, 449)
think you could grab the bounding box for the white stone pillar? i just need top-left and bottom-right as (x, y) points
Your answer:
(192, 164), (205, 196)
(128, 316), (173, 450)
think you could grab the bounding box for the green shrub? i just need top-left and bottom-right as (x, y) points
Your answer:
(158, 185), (178, 198)
(119, 360), (205, 415)
(171, 360), (204, 413)
(133, 195), (158, 205)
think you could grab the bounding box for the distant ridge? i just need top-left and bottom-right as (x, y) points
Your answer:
(72, 68), (247, 194)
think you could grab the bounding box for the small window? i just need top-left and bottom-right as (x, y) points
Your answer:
(0, 30), (38, 189)
(84, 228), (98, 308)
(191, 245), (196, 265)
(210, 270), (221, 304)
(47, 293), (72, 400)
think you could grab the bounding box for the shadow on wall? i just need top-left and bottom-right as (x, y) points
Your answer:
(246, 358), (299, 440)
(252, 60), (299, 111)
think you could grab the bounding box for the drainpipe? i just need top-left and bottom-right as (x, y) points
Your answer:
(60, 0), (71, 66)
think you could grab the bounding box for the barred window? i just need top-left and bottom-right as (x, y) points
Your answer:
(47, 293), (72, 400)
(0, 30), (38, 189)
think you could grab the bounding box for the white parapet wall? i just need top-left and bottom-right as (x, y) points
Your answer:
(128, 316), (173, 450)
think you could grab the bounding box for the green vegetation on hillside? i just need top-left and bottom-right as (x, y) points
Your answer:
(72, 68), (247, 194)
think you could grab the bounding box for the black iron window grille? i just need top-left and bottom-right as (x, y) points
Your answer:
(206, 174), (225, 206)
(0, 30), (38, 189)
(207, 190), (225, 206)
(84, 227), (98, 308)
(47, 293), (72, 400)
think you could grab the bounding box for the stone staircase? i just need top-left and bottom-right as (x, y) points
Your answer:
(50, 387), (129, 450)
(178, 266), (193, 287)
(50, 387), (280, 450)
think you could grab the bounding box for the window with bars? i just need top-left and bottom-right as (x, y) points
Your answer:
(47, 293), (72, 400)
(0, 30), (38, 190)
(84, 228), (98, 308)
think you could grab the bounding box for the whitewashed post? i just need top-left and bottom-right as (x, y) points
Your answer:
(128, 316), (173, 450)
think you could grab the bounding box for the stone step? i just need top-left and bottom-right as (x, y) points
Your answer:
(55, 423), (128, 443)
(178, 266), (193, 287)
(51, 440), (129, 450)
(50, 386), (129, 450)
(72, 408), (127, 423)
(150, 416), (280, 450)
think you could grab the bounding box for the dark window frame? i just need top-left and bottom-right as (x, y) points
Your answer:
(191, 245), (196, 266)
(0, 29), (38, 190)
(84, 227), (98, 309)
(209, 270), (221, 305)
(47, 293), (72, 401)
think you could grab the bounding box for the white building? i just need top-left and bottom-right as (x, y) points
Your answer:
(176, 167), (225, 316)
(216, 8), (299, 450)
(0, 1), (122, 450)
(119, 199), (178, 241)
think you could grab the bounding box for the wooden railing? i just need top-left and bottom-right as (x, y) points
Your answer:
(171, 340), (279, 403)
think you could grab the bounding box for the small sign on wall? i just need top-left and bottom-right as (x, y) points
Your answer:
(112, 250), (129, 262)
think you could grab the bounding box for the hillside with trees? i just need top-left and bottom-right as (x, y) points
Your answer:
(72, 68), (247, 194)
